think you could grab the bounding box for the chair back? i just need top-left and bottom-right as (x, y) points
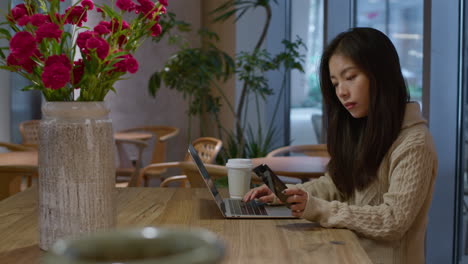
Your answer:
(121, 126), (179, 164)
(132, 136), (223, 187)
(0, 142), (36, 152)
(19, 120), (41, 148)
(115, 138), (148, 186)
(186, 137), (223, 164)
(266, 144), (329, 158)
(157, 161), (262, 188)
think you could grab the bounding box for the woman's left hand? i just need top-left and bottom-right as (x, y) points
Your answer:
(283, 188), (308, 217)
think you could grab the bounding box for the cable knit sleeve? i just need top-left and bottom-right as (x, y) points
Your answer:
(287, 173), (343, 202)
(301, 142), (437, 241)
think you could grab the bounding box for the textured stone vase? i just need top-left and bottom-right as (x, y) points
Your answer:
(38, 102), (116, 251)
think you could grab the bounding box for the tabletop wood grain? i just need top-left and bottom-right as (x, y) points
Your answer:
(0, 187), (371, 264)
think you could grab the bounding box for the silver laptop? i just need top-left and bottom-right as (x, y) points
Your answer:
(188, 144), (295, 218)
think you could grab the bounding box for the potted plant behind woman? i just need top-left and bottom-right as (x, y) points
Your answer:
(0, 0), (168, 250)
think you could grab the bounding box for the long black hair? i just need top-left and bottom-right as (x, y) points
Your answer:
(320, 27), (409, 198)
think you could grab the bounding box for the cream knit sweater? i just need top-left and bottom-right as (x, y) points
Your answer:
(293, 103), (438, 264)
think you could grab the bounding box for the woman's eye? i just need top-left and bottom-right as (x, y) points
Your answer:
(346, 75), (356, 81)
(332, 83), (338, 88)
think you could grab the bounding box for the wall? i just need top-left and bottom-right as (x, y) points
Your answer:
(84, 0), (202, 164)
(0, 0), (11, 147)
(200, 1), (236, 139)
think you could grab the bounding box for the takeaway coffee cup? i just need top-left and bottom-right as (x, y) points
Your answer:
(226, 159), (253, 199)
(41, 227), (225, 264)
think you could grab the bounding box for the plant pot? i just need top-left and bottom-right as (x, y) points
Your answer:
(38, 102), (116, 251)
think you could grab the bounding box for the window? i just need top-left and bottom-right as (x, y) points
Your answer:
(355, 0), (423, 103)
(290, 0), (324, 145)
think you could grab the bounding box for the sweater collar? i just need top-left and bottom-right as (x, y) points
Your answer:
(402, 102), (426, 129)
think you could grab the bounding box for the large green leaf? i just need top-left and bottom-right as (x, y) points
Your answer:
(0, 28), (11, 39)
(148, 72), (161, 97)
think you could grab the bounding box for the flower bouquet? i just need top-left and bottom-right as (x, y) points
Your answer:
(0, 0), (170, 251)
(0, 0), (167, 101)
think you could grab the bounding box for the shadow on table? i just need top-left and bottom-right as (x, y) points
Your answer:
(199, 199), (225, 220)
(276, 222), (321, 231)
(0, 244), (43, 264)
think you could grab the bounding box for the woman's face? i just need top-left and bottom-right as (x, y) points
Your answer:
(329, 54), (370, 118)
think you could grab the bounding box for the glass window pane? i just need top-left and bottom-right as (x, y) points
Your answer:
(290, 0), (324, 145)
(355, 0), (423, 103)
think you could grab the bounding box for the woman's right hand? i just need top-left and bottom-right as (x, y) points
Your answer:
(242, 184), (280, 204)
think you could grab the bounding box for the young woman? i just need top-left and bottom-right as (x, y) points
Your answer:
(243, 27), (438, 264)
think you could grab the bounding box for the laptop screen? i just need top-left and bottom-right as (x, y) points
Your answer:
(188, 144), (226, 212)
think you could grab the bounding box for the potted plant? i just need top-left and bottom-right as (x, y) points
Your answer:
(149, 0), (305, 159)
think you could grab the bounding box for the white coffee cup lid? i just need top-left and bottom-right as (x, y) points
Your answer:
(226, 158), (253, 169)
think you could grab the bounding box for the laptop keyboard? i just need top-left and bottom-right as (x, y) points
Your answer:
(228, 200), (268, 216)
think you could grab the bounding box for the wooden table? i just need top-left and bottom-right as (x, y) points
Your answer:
(114, 132), (153, 141)
(0, 187), (371, 264)
(252, 156), (329, 179)
(0, 151), (38, 200)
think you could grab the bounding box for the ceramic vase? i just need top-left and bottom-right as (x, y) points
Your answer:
(38, 102), (116, 250)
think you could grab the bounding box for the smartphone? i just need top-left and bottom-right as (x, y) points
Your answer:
(253, 164), (291, 204)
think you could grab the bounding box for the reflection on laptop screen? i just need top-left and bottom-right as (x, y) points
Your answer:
(188, 144), (225, 209)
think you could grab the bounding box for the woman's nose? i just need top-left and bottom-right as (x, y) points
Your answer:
(336, 84), (349, 98)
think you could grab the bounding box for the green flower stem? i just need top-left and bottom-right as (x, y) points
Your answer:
(267, 69), (287, 134)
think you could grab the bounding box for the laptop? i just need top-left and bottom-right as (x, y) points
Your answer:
(188, 144), (295, 218)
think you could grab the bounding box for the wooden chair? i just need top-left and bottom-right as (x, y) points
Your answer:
(118, 126), (179, 186)
(115, 138), (148, 187)
(131, 161), (262, 188)
(131, 137), (223, 187)
(19, 120), (41, 149)
(266, 144), (329, 157)
(184, 137), (223, 163)
(0, 142), (36, 152)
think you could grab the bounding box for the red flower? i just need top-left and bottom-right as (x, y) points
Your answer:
(116, 0), (136, 12)
(81, 0), (95, 10)
(7, 53), (37, 73)
(8, 4), (30, 25)
(10, 31), (37, 59)
(85, 37), (110, 60)
(77, 31), (98, 50)
(113, 55), (128, 72)
(45, 55), (71, 70)
(159, 0), (168, 7)
(65, 6), (88, 26)
(126, 55), (139, 73)
(151, 23), (162, 37)
(30, 14), (50, 27)
(136, 0), (155, 15)
(111, 18), (130, 32)
(36, 23), (63, 43)
(72, 59), (84, 86)
(112, 54), (138, 73)
(118, 35), (128, 47)
(94, 21), (111, 35)
(42, 63), (71, 90)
